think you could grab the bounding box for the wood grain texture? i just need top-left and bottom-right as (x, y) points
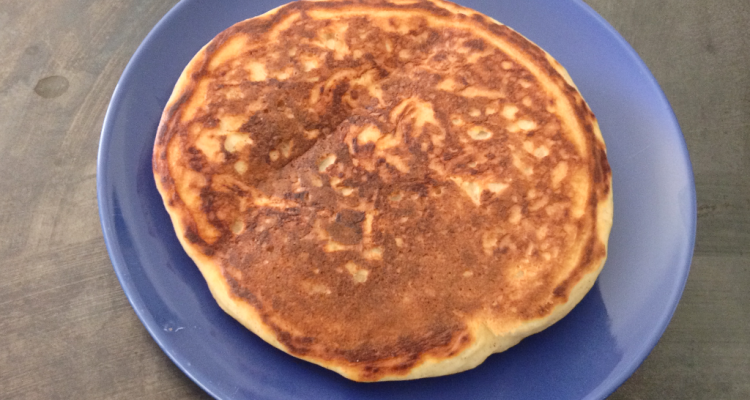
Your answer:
(0, 0), (208, 398)
(0, 0), (747, 398)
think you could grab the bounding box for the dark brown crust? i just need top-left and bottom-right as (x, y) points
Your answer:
(153, 0), (612, 381)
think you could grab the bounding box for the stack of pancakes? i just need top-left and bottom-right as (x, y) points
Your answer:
(153, 0), (613, 382)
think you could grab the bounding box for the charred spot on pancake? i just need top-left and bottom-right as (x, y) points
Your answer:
(326, 211), (364, 245)
(337, 209), (366, 224)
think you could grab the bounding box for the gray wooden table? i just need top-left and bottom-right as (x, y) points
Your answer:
(1, 0), (748, 398)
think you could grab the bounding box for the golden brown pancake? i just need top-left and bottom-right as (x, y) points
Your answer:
(153, 0), (613, 382)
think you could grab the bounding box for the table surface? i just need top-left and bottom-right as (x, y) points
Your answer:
(1, 0), (748, 398)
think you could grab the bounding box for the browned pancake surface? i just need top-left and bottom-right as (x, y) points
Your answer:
(153, 0), (612, 381)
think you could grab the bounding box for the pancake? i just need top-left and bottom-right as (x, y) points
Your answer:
(153, 0), (613, 382)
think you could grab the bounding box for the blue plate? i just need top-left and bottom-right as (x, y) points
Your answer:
(97, 0), (696, 398)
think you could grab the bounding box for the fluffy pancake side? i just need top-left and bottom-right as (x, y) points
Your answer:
(153, 0), (613, 382)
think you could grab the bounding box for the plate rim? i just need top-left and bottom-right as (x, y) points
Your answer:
(570, 0), (696, 398)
